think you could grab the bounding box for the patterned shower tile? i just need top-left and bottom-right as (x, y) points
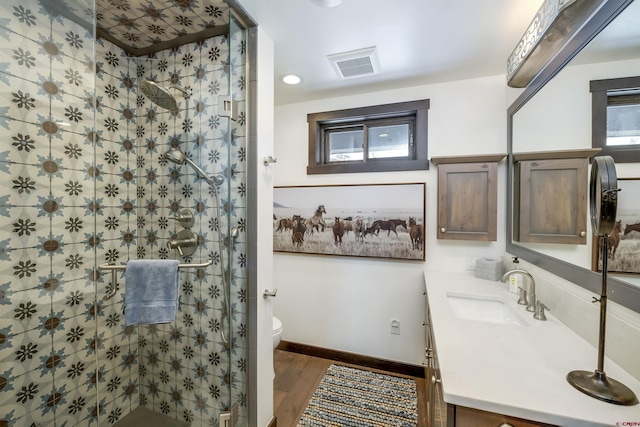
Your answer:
(51, 62), (95, 101)
(0, 3), (47, 42)
(50, 17), (93, 63)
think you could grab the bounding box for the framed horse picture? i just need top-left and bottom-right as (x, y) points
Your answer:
(592, 178), (640, 275)
(273, 183), (426, 261)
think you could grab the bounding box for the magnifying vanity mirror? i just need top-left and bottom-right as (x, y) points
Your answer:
(507, 0), (640, 313)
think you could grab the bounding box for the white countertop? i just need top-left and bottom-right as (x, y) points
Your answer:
(424, 269), (640, 427)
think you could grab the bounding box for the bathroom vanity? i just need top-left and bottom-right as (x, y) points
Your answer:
(424, 269), (640, 427)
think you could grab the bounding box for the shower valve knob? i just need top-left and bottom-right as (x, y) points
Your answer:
(169, 209), (195, 228)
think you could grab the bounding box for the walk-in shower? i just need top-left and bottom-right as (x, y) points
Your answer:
(0, 0), (250, 425)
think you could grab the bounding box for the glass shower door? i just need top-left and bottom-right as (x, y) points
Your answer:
(0, 0), (100, 425)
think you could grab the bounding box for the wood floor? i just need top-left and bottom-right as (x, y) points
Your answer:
(273, 348), (428, 427)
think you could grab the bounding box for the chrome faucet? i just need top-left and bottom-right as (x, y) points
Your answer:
(501, 269), (536, 312)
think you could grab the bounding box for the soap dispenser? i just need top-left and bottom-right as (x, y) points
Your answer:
(509, 257), (520, 294)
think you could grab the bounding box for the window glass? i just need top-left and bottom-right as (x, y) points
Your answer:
(607, 102), (640, 146)
(327, 129), (363, 162)
(307, 99), (429, 174)
(368, 124), (410, 159)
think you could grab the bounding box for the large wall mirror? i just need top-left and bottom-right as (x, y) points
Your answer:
(507, 0), (640, 313)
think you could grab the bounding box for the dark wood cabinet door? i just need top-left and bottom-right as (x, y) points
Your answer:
(437, 162), (498, 241)
(516, 158), (587, 244)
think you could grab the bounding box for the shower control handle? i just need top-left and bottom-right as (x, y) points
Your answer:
(168, 209), (195, 228)
(167, 229), (198, 257)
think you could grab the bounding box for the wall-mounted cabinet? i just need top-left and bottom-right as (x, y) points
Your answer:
(513, 149), (600, 245)
(431, 155), (505, 242)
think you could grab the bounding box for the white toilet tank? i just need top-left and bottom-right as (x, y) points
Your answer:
(272, 316), (282, 349)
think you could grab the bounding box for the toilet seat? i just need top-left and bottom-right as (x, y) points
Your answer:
(273, 316), (282, 335)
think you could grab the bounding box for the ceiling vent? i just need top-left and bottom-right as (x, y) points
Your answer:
(327, 46), (380, 79)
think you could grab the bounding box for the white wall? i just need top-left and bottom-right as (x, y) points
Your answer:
(273, 75), (508, 365)
(253, 27), (276, 427)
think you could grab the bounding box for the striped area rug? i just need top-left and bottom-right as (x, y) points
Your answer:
(298, 364), (418, 427)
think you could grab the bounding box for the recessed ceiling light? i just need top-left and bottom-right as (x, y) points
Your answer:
(310, 0), (342, 7)
(282, 74), (302, 85)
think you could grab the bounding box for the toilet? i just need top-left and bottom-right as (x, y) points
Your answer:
(272, 316), (283, 349)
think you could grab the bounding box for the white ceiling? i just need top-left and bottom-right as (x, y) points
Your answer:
(237, 0), (544, 105)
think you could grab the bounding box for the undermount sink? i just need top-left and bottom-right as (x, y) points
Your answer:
(446, 292), (529, 326)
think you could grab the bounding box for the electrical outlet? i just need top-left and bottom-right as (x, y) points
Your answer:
(390, 319), (400, 335)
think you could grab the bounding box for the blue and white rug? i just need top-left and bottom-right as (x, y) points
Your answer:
(298, 364), (418, 427)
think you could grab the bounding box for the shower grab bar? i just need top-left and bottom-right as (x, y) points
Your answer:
(99, 259), (213, 301)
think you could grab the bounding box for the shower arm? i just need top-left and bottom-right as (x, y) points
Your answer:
(169, 85), (190, 97)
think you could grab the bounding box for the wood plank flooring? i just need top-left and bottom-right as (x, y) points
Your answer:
(273, 349), (428, 427)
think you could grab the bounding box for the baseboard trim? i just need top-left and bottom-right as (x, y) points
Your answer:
(266, 415), (277, 427)
(277, 340), (425, 378)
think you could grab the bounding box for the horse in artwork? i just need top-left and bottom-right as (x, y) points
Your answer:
(370, 220), (398, 237)
(332, 217), (344, 245)
(409, 217), (424, 251)
(306, 205), (327, 234)
(624, 222), (640, 236)
(275, 217), (293, 232)
(607, 220), (622, 260)
(353, 216), (366, 242)
(389, 218), (408, 232)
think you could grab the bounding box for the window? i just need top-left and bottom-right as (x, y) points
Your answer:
(307, 100), (429, 174)
(591, 76), (640, 163)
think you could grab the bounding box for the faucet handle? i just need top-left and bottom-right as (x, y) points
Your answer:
(534, 300), (550, 321)
(517, 287), (528, 305)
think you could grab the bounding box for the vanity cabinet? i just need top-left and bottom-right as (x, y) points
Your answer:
(454, 407), (556, 427)
(425, 286), (557, 427)
(431, 155), (505, 242)
(513, 149), (599, 244)
(424, 290), (449, 426)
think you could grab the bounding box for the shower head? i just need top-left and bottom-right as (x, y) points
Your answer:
(140, 80), (190, 111)
(164, 147), (224, 189)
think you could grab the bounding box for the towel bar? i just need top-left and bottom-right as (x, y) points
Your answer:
(99, 259), (213, 301)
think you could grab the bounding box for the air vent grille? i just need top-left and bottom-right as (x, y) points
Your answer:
(328, 46), (379, 79)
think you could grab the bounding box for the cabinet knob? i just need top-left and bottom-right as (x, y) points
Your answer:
(431, 375), (441, 384)
(497, 424), (515, 427)
(580, 231), (586, 237)
(440, 227), (446, 233)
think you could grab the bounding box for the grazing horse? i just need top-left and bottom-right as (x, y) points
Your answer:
(371, 220), (398, 237)
(275, 217), (293, 232)
(607, 220), (622, 260)
(332, 217), (344, 245)
(306, 205), (327, 233)
(624, 222), (640, 236)
(409, 217), (424, 251)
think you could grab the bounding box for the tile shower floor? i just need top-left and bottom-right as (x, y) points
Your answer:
(111, 407), (189, 427)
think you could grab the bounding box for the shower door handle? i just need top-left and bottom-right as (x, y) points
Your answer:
(218, 96), (238, 121)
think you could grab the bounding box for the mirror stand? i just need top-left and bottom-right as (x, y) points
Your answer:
(567, 156), (638, 406)
(567, 237), (638, 405)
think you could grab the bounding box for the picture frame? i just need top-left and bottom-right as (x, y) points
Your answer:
(273, 183), (426, 261)
(592, 178), (640, 275)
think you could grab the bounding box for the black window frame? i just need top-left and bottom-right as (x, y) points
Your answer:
(591, 75), (640, 163)
(307, 99), (430, 174)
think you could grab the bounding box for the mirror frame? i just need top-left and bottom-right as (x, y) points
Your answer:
(507, 0), (640, 313)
